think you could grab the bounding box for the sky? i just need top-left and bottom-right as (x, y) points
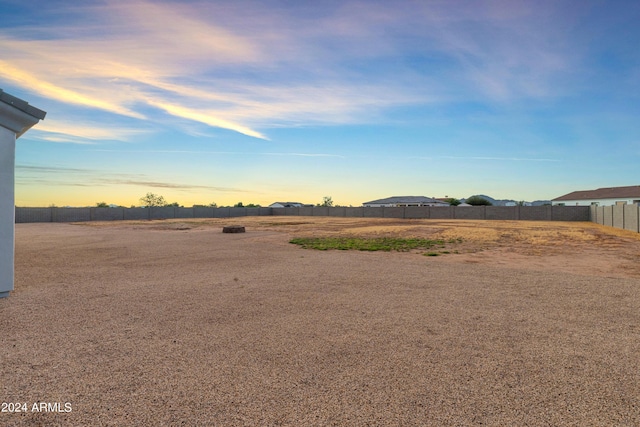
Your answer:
(1, 0), (639, 207)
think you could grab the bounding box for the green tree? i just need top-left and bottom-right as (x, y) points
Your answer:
(444, 198), (461, 206)
(234, 202), (244, 208)
(245, 203), (261, 208)
(466, 195), (492, 206)
(318, 196), (334, 207)
(140, 192), (166, 207)
(166, 202), (182, 207)
(96, 202), (109, 208)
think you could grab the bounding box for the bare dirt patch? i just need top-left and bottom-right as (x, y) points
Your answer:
(80, 217), (640, 278)
(3, 218), (640, 425)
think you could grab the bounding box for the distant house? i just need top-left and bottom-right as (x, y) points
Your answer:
(362, 196), (450, 208)
(268, 202), (306, 208)
(552, 185), (640, 206)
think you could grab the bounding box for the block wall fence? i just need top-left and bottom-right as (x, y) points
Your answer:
(590, 204), (640, 233)
(16, 205), (592, 223)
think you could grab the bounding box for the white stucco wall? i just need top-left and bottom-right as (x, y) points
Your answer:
(0, 126), (15, 297)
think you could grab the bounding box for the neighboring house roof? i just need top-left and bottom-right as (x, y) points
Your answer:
(552, 185), (640, 201)
(269, 202), (304, 207)
(363, 196), (447, 205)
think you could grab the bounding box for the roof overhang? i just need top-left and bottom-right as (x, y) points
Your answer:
(0, 90), (46, 138)
(552, 185), (640, 201)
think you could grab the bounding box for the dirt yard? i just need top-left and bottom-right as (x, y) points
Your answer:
(2, 218), (640, 425)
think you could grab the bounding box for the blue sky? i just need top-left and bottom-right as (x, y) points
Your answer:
(1, 0), (639, 207)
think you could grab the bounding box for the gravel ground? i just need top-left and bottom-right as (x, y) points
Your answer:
(1, 221), (639, 426)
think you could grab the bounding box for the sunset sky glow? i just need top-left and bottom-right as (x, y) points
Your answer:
(2, 0), (639, 207)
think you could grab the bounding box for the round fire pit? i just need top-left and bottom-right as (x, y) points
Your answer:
(222, 225), (246, 233)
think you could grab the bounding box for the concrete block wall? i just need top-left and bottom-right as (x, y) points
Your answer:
(586, 204), (640, 233)
(551, 206), (591, 221)
(344, 207), (364, 217)
(229, 207), (248, 217)
(519, 206), (551, 221)
(274, 207), (299, 216)
(124, 208), (149, 220)
(175, 207), (195, 219)
(383, 207), (404, 218)
(313, 207), (329, 216)
(213, 208), (231, 218)
(613, 206), (625, 229)
(595, 207), (605, 225)
(92, 207), (125, 221)
(485, 206), (517, 220)
(329, 207), (346, 217)
(454, 206), (485, 220)
(149, 207), (175, 220)
(193, 207), (214, 218)
(404, 207), (428, 219)
(15, 207), (52, 223)
(603, 207), (613, 227)
(52, 207), (91, 222)
(15, 205), (608, 227)
(429, 207), (453, 219)
(623, 205), (640, 232)
(363, 207), (384, 218)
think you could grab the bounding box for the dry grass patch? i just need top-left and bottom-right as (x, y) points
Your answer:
(74, 216), (640, 256)
(431, 220), (603, 246)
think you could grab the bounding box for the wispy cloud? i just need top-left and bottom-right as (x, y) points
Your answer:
(90, 149), (344, 158)
(438, 155), (560, 162)
(0, 0), (267, 139)
(0, 0), (444, 141)
(101, 179), (247, 192)
(263, 152), (345, 158)
(0, 59), (144, 119)
(16, 164), (247, 193)
(1, 0), (587, 142)
(145, 98), (269, 140)
(16, 165), (88, 173)
(31, 120), (151, 144)
(404, 1), (577, 101)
